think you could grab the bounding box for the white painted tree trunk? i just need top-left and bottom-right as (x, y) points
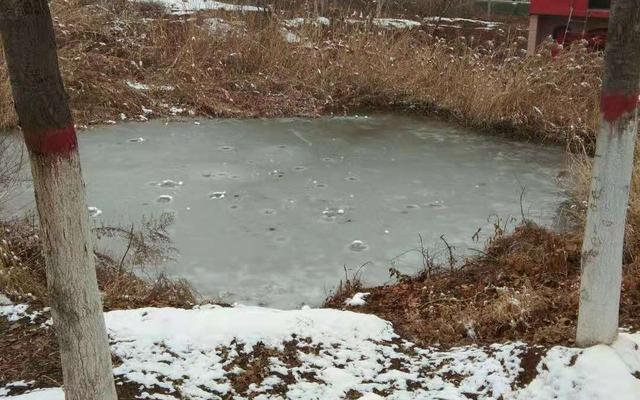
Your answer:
(30, 151), (118, 400)
(576, 118), (637, 346)
(0, 1), (118, 398)
(576, 0), (640, 347)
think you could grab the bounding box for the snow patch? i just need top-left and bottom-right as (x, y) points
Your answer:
(345, 292), (369, 306)
(87, 206), (102, 217)
(2, 388), (64, 400)
(518, 333), (640, 399)
(0, 304), (43, 323)
(372, 18), (421, 29)
(132, 0), (264, 15)
(4, 306), (640, 399)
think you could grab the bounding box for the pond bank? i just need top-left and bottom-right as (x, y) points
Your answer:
(1, 1), (602, 149)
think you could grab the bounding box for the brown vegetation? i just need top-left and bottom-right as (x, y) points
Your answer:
(325, 221), (640, 347)
(0, 216), (197, 393)
(0, 217), (196, 310)
(0, 0), (599, 147)
(1, 0), (640, 394)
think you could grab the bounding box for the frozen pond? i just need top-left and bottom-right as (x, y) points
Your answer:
(9, 115), (566, 308)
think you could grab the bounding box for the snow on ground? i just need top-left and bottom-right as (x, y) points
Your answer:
(1, 389), (64, 400)
(372, 18), (421, 29)
(282, 17), (331, 29)
(422, 17), (501, 28)
(0, 303), (47, 323)
(344, 292), (369, 306)
(2, 305), (640, 399)
(132, 0), (264, 15)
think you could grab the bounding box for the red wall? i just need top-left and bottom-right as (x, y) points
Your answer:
(530, 0), (608, 18)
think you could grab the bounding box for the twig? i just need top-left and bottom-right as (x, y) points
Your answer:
(439, 234), (456, 270)
(118, 223), (135, 272)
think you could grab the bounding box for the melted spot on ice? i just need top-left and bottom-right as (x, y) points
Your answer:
(274, 236), (289, 244)
(209, 191), (226, 200)
(156, 195), (173, 204)
(157, 179), (183, 188)
(322, 207), (345, 219)
(349, 240), (368, 252)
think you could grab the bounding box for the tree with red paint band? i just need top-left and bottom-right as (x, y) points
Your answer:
(0, 1), (117, 399)
(577, 0), (640, 347)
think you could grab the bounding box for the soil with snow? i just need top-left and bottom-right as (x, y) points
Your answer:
(1, 304), (640, 399)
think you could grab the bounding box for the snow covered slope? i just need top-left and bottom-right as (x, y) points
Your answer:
(2, 305), (640, 399)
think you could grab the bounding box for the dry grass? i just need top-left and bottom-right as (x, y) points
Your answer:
(325, 222), (640, 347)
(0, 215), (198, 393)
(0, 217), (196, 310)
(2, 0), (640, 385)
(0, 0), (600, 148)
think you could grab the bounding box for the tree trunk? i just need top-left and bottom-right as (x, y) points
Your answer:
(577, 0), (640, 347)
(0, 1), (118, 398)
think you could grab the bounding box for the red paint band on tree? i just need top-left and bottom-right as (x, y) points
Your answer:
(23, 123), (78, 156)
(600, 93), (640, 123)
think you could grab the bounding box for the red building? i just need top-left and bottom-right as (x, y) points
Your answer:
(527, 0), (610, 55)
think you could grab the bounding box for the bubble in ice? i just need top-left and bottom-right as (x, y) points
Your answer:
(428, 200), (445, 208)
(274, 236), (290, 244)
(268, 170), (285, 178)
(156, 195), (173, 204)
(322, 207), (345, 218)
(229, 204), (240, 210)
(87, 206), (102, 217)
(315, 183), (327, 189)
(278, 145), (287, 149)
(219, 145), (235, 151)
(201, 172), (213, 178)
(349, 240), (368, 252)
(209, 191), (226, 200)
(158, 179), (183, 188)
(128, 137), (145, 143)
(345, 176), (360, 182)
(293, 166), (307, 172)
(406, 204), (420, 209)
